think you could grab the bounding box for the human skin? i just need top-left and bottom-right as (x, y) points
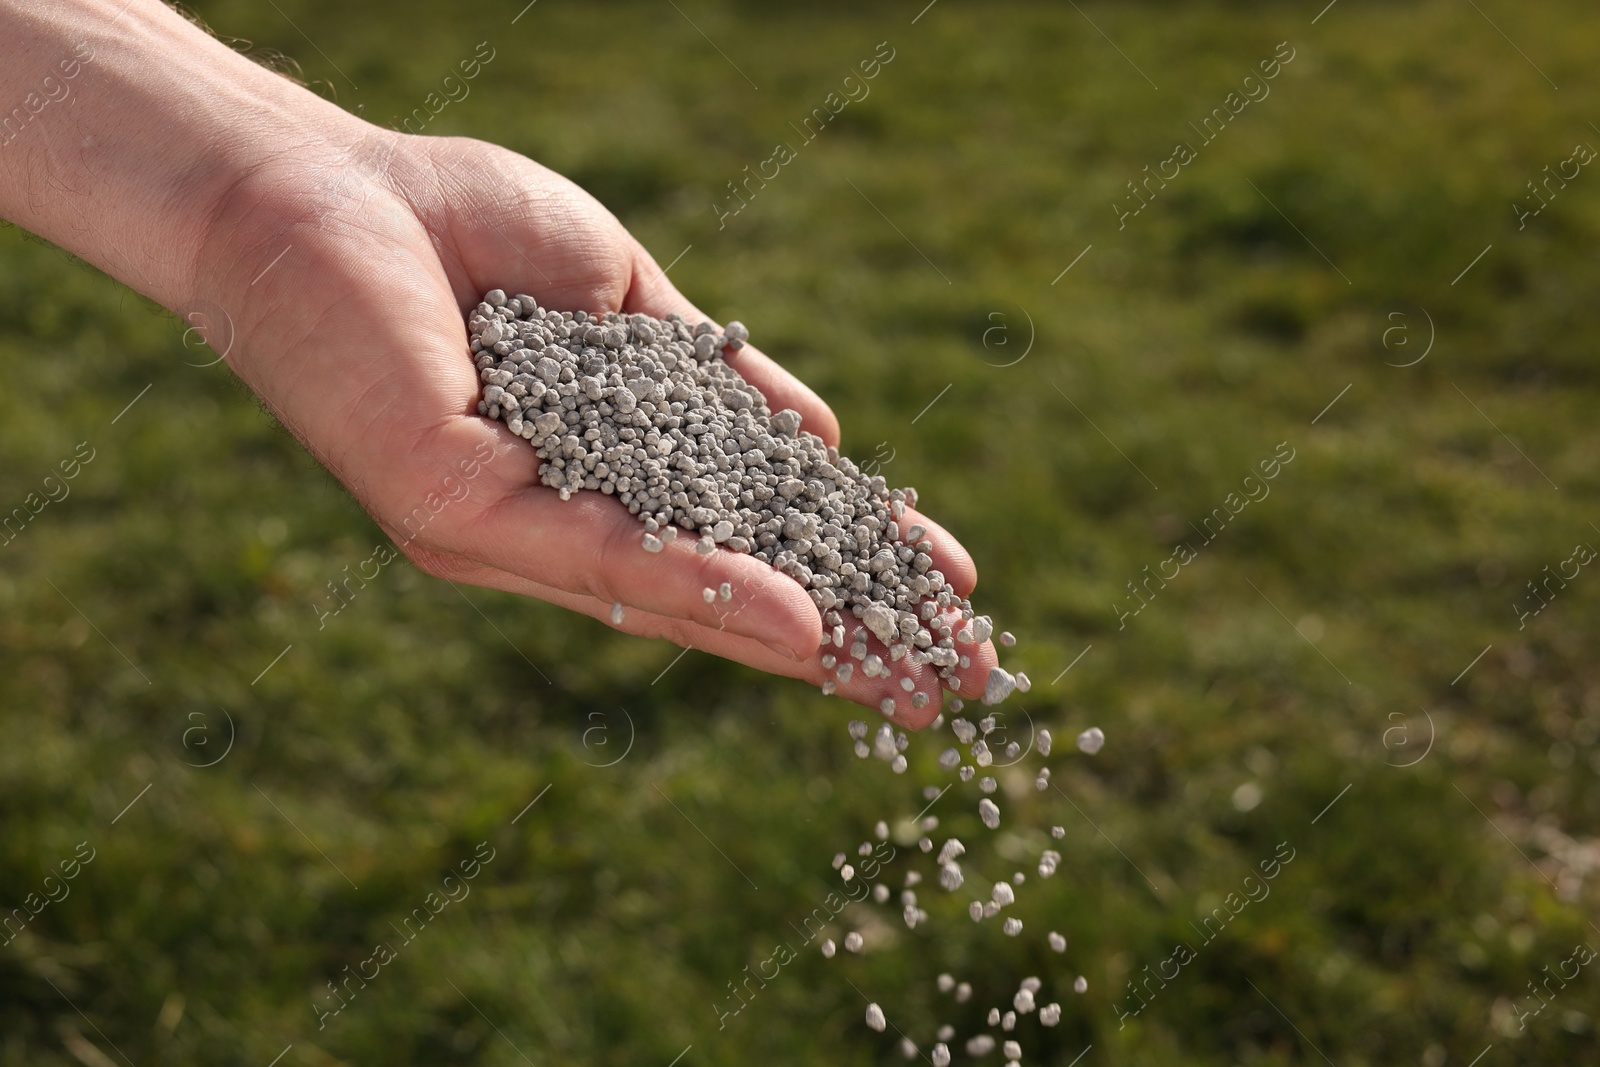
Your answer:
(0, 0), (997, 724)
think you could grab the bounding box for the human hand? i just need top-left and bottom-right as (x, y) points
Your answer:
(0, 1), (999, 724)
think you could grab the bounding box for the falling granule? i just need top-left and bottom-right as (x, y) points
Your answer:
(918, 836), (934, 852)
(979, 715), (996, 735)
(1001, 1010), (1016, 1031)
(958, 766), (975, 782)
(967, 1035), (996, 1056)
(937, 1025), (954, 1041)
(854, 741), (870, 758)
(937, 973), (955, 993)
(875, 820), (889, 840)
(937, 839), (965, 864)
(822, 680), (838, 696)
(1004, 741), (1021, 760)
(999, 631), (1016, 647)
(873, 884), (890, 903)
(900, 1037), (918, 1059)
(880, 698), (897, 718)
(951, 718), (977, 744)
(1038, 850), (1060, 878)
(610, 602), (626, 624)
(865, 1003), (887, 1032)
(701, 587), (716, 604)
(1034, 770), (1051, 791)
(1004, 1040), (1023, 1060)
(1015, 672), (1031, 693)
(971, 740), (993, 767)
(939, 748), (961, 769)
(939, 863), (964, 891)
(1021, 977), (1041, 993)
(1076, 726), (1106, 755)
(991, 881), (1015, 906)
(1051, 825), (1065, 839)
(857, 843), (872, 857)
(905, 870), (923, 887)
(840, 864), (855, 882)
(1003, 917), (1023, 936)
(986, 1008), (1001, 1026)
(1040, 1003), (1062, 1026)
(948, 697), (965, 713)
(955, 982), (972, 1003)
(1048, 931), (1067, 953)
(832, 852), (846, 870)
(848, 720), (867, 740)
(968, 901), (984, 922)
(983, 901), (1001, 918)
(1013, 988), (1035, 1014)
(1074, 976), (1088, 993)
(901, 889), (918, 907)
(1012, 871), (1026, 885)
(891, 755), (908, 774)
(821, 938), (836, 958)
(844, 932), (864, 953)
(1037, 728), (1052, 757)
(931, 1044), (952, 1067)
(979, 776), (997, 794)
(978, 798), (1001, 829)
(982, 667), (1016, 705)
(921, 815), (939, 832)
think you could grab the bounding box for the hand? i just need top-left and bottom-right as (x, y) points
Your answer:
(201, 129), (1000, 724)
(0, 0), (999, 724)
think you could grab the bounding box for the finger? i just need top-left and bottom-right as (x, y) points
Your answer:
(895, 506), (978, 598)
(623, 245), (842, 448)
(392, 426), (821, 659)
(415, 552), (957, 728)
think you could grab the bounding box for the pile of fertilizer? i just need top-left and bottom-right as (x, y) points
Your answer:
(468, 290), (1021, 708)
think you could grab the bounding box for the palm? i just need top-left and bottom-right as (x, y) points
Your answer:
(214, 133), (995, 723)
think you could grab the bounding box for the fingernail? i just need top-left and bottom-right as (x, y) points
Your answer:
(762, 639), (809, 662)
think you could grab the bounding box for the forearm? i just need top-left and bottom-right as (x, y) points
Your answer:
(0, 0), (358, 310)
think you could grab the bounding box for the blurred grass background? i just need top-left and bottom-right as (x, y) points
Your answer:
(4, 0), (1600, 1063)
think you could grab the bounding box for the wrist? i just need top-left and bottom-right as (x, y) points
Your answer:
(0, 0), (374, 313)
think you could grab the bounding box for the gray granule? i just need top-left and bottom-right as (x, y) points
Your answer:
(468, 298), (978, 678)
(983, 668), (1017, 705)
(610, 602), (625, 624)
(978, 797), (1000, 829)
(939, 863), (964, 891)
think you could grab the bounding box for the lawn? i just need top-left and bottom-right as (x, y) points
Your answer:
(3, 1), (1600, 1064)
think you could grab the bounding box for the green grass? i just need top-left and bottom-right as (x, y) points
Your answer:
(4, 1), (1600, 1063)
